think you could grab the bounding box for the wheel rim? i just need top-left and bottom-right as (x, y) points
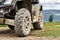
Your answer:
(24, 16), (30, 33)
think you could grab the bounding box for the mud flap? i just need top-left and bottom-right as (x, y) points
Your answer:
(32, 4), (40, 22)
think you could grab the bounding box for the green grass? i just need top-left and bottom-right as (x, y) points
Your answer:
(0, 25), (7, 27)
(30, 22), (60, 37)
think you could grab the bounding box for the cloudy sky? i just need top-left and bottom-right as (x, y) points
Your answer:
(39, 0), (60, 10)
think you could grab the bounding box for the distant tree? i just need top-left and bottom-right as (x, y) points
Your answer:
(49, 15), (53, 22)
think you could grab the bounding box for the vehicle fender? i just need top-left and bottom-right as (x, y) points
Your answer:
(4, 0), (13, 5)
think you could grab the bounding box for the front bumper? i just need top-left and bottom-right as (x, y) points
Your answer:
(0, 18), (4, 24)
(0, 4), (14, 25)
(0, 18), (14, 25)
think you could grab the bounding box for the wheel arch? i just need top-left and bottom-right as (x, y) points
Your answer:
(15, 0), (33, 22)
(15, 0), (32, 12)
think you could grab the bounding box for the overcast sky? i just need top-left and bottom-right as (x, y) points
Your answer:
(39, 0), (60, 10)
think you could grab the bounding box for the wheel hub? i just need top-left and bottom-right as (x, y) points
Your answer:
(24, 16), (30, 31)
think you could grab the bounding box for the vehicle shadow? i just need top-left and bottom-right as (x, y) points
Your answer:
(0, 27), (16, 37)
(0, 27), (35, 37)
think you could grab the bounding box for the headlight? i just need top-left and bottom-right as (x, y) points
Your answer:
(0, 10), (4, 13)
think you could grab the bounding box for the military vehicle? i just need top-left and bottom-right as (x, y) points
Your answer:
(0, 0), (43, 36)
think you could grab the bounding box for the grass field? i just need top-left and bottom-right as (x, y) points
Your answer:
(30, 22), (60, 37)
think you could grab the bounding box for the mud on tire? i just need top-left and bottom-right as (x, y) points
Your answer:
(15, 8), (31, 37)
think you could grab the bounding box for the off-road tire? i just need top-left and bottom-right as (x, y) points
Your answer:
(33, 13), (43, 30)
(8, 25), (14, 30)
(15, 8), (31, 37)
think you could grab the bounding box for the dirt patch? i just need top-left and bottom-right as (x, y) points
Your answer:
(0, 27), (60, 40)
